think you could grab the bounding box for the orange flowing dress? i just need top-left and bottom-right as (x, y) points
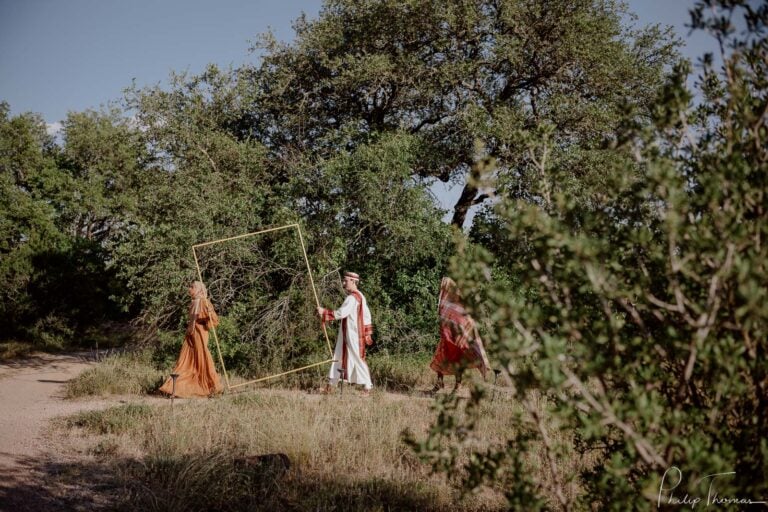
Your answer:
(159, 298), (223, 397)
(430, 277), (490, 377)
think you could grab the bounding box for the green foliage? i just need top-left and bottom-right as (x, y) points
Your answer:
(296, 130), (452, 354)
(247, 0), (678, 226)
(0, 105), (137, 345)
(117, 67), (453, 364)
(116, 68), (273, 329)
(414, 2), (768, 509)
(1, 105), (61, 334)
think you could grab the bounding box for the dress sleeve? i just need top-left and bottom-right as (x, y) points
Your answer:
(203, 299), (220, 329)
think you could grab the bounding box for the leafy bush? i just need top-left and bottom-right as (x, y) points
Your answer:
(412, 2), (768, 509)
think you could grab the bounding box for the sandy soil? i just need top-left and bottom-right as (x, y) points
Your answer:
(0, 352), (121, 511)
(0, 353), (101, 462)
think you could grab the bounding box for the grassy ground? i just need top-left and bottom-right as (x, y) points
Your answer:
(57, 351), (584, 510)
(65, 350), (438, 398)
(58, 390), (512, 511)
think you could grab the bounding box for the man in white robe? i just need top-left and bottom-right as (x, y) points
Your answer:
(317, 271), (374, 395)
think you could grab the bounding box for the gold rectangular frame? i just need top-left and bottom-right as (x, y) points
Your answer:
(191, 223), (335, 391)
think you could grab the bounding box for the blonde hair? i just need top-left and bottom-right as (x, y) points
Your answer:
(188, 281), (208, 316)
(190, 281), (207, 299)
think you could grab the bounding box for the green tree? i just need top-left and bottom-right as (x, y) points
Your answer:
(244, 0), (678, 228)
(411, 1), (768, 509)
(120, 62), (453, 363)
(0, 104), (142, 344)
(118, 66), (274, 332)
(54, 108), (147, 243)
(0, 103), (64, 341)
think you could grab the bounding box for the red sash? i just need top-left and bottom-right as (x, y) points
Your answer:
(342, 291), (369, 373)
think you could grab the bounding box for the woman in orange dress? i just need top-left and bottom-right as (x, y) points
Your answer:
(159, 281), (223, 397)
(430, 277), (490, 392)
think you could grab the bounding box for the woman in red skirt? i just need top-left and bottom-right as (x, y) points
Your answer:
(430, 277), (490, 392)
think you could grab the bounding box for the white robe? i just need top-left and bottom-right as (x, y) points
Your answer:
(327, 292), (373, 389)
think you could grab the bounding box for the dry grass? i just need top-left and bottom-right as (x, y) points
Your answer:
(368, 351), (436, 392)
(69, 347), (438, 397)
(0, 341), (35, 360)
(65, 351), (165, 398)
(57, 388), (522, 511)
(57, 353), (591, 510)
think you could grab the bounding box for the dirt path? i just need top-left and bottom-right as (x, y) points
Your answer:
(0, 352), (116, 510)
(0, 352), (99, 463)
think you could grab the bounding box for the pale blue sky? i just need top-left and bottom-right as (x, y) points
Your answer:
(0, 1), (719, 224)
(0, 0), (325, 123)
(1, 0), (718, 124)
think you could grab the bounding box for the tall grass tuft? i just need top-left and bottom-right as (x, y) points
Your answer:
(0, 341), (35, 360)
(66, 351), (165, 398)
(65, 403), (154, 434)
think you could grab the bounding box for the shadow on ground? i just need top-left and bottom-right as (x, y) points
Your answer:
(0, 350), (117, 373)
(0, 450), (454, 512)
(0, 453), (122, 511)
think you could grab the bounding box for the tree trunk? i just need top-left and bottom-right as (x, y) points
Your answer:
(450, 181), (479, 228)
